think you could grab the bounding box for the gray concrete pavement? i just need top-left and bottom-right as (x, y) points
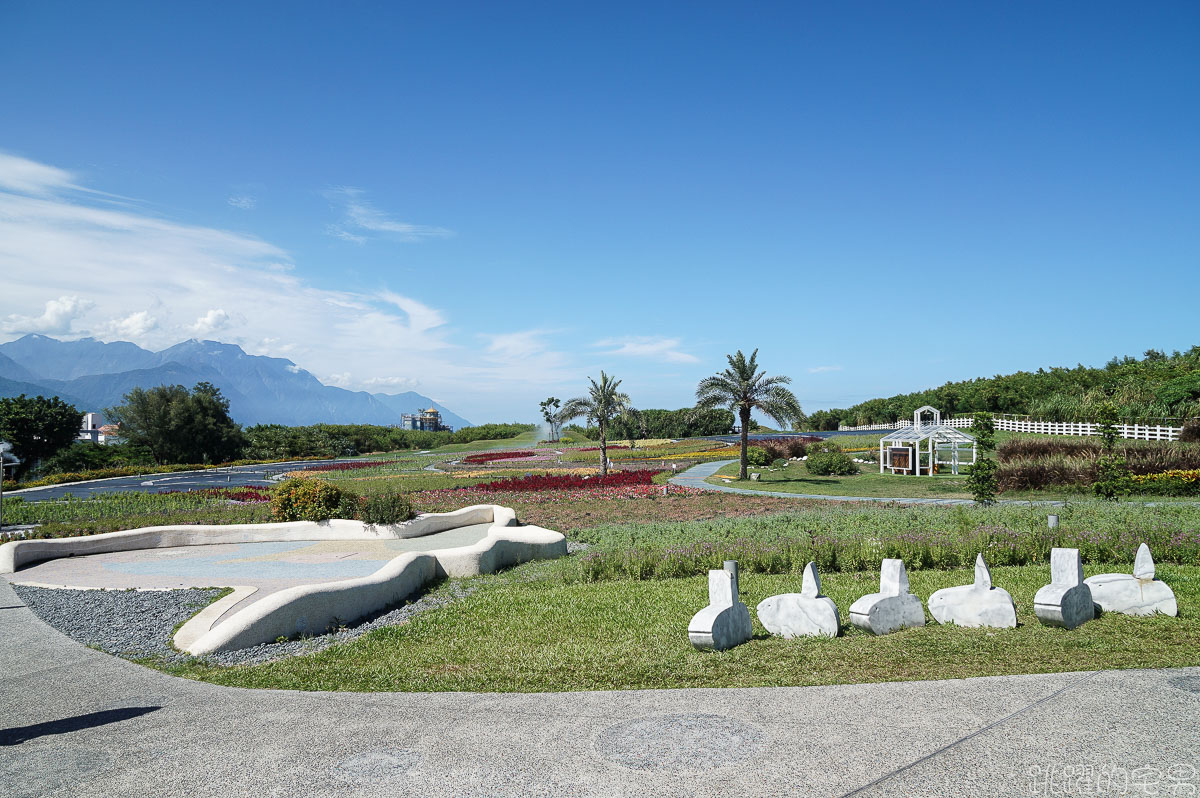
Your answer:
(2, 577), (1197, 797)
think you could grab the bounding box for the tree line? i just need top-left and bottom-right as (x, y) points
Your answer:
(814, 346), (1200, 429)
(0, 383), (533, 481)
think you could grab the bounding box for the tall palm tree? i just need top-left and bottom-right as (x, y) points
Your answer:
(559, 371), (636, 476)
(696, 349), (803, 480)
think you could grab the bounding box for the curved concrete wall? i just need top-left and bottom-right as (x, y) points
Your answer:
(0, 505), (506, 574)
(0, 503), (565, 654)
(183, 521), (565, 655)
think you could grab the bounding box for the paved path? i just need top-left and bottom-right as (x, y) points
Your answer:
(669, 460), (1004, 505)
(8, 458), (358, 502)
(2, 577), (1197, 797)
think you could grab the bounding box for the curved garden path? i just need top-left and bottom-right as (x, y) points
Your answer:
(2, 578), (1197, 797)
(669, 459), (1012, 505)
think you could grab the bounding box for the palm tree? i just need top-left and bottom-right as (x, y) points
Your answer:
(558, 371), (636, 476)
(695, 349), (803, 480)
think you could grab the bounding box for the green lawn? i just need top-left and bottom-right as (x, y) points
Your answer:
(428, 429), (541, 453)
(162, 561), (1200, 692)
(707, 460), (1196, 503)
(710, 462), (979, 499)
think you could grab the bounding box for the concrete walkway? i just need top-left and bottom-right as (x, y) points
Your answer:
(670, 459), (1065, 506)
(2, 577), (1197, 797)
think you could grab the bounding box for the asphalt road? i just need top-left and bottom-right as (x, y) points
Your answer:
(8, 459), (354, 502)
(3, 577), (1198, 798)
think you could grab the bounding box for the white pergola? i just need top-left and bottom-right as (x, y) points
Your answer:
(879, 406), (977, 476)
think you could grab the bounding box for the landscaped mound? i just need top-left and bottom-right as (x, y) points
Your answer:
(297, 460), (393, 473)
(461, 450), (538, 464)
(471, 470), (661, 493)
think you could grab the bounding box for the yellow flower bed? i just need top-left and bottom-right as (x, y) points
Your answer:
(1131, 469), (1200, 485)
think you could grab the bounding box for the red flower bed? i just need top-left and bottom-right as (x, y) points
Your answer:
(470, 470), (662, 493)
(299, 461), (391, 472)
(161, 486), (273, 503)
(462, 451), (537, 464)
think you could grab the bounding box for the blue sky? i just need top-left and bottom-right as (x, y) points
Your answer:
(1, 1), (1197, 423)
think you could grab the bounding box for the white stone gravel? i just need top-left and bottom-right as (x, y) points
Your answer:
(13, 581), (472, 667)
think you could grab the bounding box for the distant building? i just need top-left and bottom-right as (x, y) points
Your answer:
(399, 406), (453, 432)
(78, 413), (121, 444)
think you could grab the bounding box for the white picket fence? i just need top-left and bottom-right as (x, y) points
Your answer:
(838, 417), (1182, 441)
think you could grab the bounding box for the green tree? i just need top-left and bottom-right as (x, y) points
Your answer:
(0, 394), (83, 480)
(966, 411), (998, 504)
(1095, 400), (1119, 452)
(539, 397), (562, 441)
(558, 372), (636, 476)
(108, 382), (246, 465)
(695, 349), (803, 480)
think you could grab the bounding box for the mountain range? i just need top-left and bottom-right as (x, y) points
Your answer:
(0, 335), (472, 429)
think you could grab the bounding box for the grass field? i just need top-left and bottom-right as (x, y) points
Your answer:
(427, 428), (542, 453)
(162, 560), (1200, 692)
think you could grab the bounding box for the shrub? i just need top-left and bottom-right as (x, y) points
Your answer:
(772, 458), (789, 469)
(270, 478), (347, 522)
(360, 492), (415, 525)
(1093, 455), (1132, 500)
(745, 446), (770, 466)
(966, 458), (999, 504)
(806, 450), (858, 476)
(1181, 420), (1200, 444)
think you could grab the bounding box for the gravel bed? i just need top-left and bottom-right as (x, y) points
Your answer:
(13, 581), (473, 668)
(566, 540), (590, 554)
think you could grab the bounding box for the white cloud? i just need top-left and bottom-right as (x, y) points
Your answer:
(808, 365), (844, 373)
(191, 308), (232, 336)
(2, 295), (94, 335)
(103, 311), (159, 339)
(362, 375), (421, 391)
(0, 154), (579, 420)
(378, 291), (445, 334)
(227, 195), (256, 210)
(324, 372), (353, 388)
(325, 187), (451, 243)
(594, 336), (699, 364)
(0, 152), (77, 196)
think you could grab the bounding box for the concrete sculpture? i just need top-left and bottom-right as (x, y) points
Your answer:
(688, 560), (752, 651)
(1033, 548), (1094, 629)
(848, 559), (925, 635)
(927, 553), (1017, 629)
(1084, 543), (1177, 617)
(756, 562), (840, 639)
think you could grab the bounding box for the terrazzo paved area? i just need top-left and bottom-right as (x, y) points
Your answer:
(3, 524), (492, 618)
(2, 577), (1197, 798)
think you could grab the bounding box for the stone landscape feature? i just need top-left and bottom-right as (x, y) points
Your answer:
(756, 562), (840, 638)
(0, 504), (566, 654)
(1085, 543), (1178, 617)
(927, 554), (1018, 629)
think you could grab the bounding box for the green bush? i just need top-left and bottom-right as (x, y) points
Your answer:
(772, 458), (789, 469)
(806, 450), (858, 476)
(745, 447), (770, 467)
(966, 458), (999, 504)
(360, 493), (415, 525)
(1181, 419), (1200, 444)
(1093, 455), (1132, 500)
(270, 478), (347, 522)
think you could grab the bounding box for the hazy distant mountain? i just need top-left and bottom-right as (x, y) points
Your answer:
(1, 334), (159, 380)
(0, 334), (472, 428)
